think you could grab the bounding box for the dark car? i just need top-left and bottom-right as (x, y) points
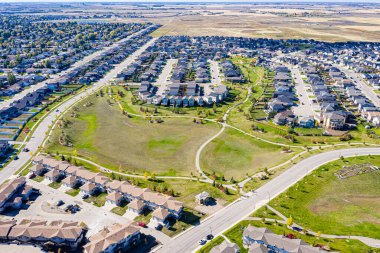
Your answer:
(292, 226), (303, 232)
(206, 234), (214, 240)
(14, 156), (19, 160)
(56, 200), (65, 206)
(155, 224), (163, 231)
(29, 173), (36, 179)
(82, 194), (89, 200)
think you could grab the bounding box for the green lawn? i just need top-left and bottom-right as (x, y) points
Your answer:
(162, 208), (202, 237)
(269, 155), (380, 239)
(32, 176), (44, 182)
(111, 203), (129, 216)
(84, 192), (107, 207)
(48, 181), (62, 189)
(65, 188), (80, 197)
(223, 220), (378, 253)
(44, 94), (220, 176)
(134, 209), (153, 224)
(200, 128), (296, 180)
(196, 236), (224, 253)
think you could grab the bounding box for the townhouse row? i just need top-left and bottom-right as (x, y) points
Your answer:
(31, 155), (184, 225)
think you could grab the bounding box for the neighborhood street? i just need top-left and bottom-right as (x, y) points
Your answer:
(157, 147), (380, 253)
(0, 25), (154, 111)
(0, 34), (158, 186)
(289, 65), (317, 117)
(337, 65), (380, 108)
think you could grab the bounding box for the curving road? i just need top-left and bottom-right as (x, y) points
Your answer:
(156, 147), (380, 253)
(0, 29), (157, 186)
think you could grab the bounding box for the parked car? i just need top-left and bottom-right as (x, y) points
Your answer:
(56, 200), (65, 206)
(82, 194), (89, 200)
(206, 234), (214, 240)
(14, 156), (19, 160)
(292, 226), (302, 232)
(22, 148), (29, 152)
(29, 173), (36, 179)
(155, 224), (163, 231)
(198, 239), (207, 245)
(138, 222), (146, 228)
(64, 204), (74, 212)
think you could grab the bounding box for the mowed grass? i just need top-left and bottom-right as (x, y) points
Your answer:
(270, 155), (380, 239)
(45, 95), (220, 176)
(223, 220), (377, 253)
(200, 128), (294, 180)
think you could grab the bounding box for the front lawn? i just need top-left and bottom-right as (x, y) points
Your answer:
(48, 181), (62, 189)
(84, 192), (107, 207)
(65, 188), (80, 197)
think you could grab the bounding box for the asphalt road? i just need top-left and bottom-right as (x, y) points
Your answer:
(0, 26), (149, 111)
(289, 65), (316, 118)
(0, 31), (157, 186)
(157, 147), (380, 253)
(337, 65), (380, 108)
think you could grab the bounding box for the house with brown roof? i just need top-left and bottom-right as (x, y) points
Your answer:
(84, 222), (141, 253)
(151, 207), (170, 225)
(0, 219), (16, 240)
(7, 220), (86, 250)
(29, 164), (46, 176)
(127, 199), (145, 215)
(243, 225), (326, 253)
(210, 240), (240, 253)
(34, 155), (184, 220)
(44, 169), (62, 182)
(106, 191), (125, 206)
(80, 182), (98, 196)
(0, 177), (27, 213)
(62, 175), (80, 188)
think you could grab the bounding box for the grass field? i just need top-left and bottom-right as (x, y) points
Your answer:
(44, 94), (220, 176)
(269, 155), (380, 239)
(200, 128), (295, 180)
(223, 220), (378, 253)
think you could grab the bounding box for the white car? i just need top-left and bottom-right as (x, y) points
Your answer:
(198, 239), (207, 245)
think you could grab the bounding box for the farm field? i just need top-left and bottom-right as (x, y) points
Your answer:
(269, 155), (380, 240)
(44, 94), (220, 176)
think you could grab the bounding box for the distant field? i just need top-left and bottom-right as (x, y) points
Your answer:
(200, 128), (294, 180)
(45, 95), (220, 176)
(132, 4), (380, 42)
(269, 155), (380, 239)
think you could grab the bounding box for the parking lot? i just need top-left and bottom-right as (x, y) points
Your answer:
(0, 178), (170, 243)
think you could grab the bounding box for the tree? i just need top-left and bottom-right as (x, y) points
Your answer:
(7, 72), (16, 85)
(286, 216), (293, 226)
(212, 103), (217, 113)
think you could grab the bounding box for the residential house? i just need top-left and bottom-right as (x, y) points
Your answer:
(195, 191), (212, 205)
(84, 222), (141, 253)
(210, 240), (240, 253)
